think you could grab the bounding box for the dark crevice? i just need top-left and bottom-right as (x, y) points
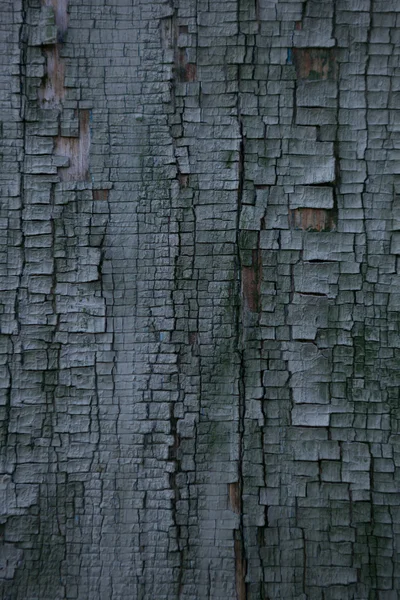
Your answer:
(235, 17), (248, 590)
(299, 292), (328, 297)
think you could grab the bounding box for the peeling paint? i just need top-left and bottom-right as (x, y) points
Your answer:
(6, 0), (400, 598)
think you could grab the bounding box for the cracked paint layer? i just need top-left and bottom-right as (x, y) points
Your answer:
(1, 0), (400, 599)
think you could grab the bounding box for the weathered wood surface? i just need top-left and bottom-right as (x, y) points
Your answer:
(1, 0), (400, 598)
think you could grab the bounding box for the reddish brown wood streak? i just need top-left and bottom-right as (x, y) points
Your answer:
(234, 537), (247, 600)
(228, 482), (241, 514)
(242, 249), (262, 313)
(293, 48), (337, 80)
(93, 190), (109, 201)
(178, 173), (189, 188)
(188, 331), (197, 345)
(289, 208), (336, 232)
(184, 63), (197, 82)
(178, 49), (197, 82)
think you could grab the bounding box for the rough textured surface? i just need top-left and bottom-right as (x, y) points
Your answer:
(1, 0), (400, 598)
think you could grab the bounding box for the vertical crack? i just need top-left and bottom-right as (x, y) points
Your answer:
(234, 32), (247, 593)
